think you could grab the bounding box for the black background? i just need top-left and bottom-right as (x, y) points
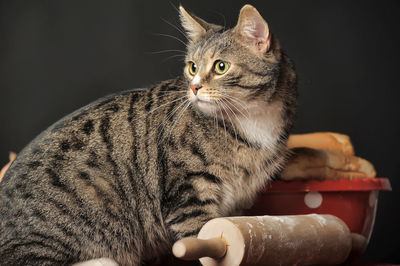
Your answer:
(1, 0), (399, 262)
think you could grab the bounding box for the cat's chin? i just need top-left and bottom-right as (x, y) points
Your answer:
(193, 99), (218, 115)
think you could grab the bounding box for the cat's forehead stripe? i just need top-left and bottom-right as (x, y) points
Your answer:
(191, 32), (226, 61)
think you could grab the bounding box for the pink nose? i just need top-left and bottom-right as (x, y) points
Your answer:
(190, 84), (202, 95)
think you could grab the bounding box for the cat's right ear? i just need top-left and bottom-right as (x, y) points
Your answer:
(179, 6), (211, 41)
(234, 5), (271, 56)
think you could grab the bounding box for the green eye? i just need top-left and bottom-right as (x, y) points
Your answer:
(214, 60), (229, 75)
(188, 61), (197, 76)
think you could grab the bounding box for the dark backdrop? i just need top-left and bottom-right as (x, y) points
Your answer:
(1, 0), (399, 262)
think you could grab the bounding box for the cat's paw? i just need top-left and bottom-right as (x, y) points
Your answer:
(280, 147), (376, 180)
(72, 258), (119, 266)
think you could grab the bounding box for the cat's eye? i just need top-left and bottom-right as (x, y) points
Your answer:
(214, 60), (230, 75)
(188, 61), (197, 76)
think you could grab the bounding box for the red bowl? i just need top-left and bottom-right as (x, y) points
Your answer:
(245, 178), (392, 260)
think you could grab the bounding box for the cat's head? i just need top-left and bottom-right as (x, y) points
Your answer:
(180, 4), (283, 117)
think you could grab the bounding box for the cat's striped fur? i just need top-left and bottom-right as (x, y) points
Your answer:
(0, 5), (297, 265)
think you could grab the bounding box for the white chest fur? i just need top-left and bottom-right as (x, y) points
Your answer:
(236, 100), (284, 150)
(217, 100), (286, 215)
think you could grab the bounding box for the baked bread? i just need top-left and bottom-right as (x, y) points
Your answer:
(0, 152), (16, 182)
(282, 132), (375, 180)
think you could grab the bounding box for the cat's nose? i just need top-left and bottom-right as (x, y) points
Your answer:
(190, 84), (202, 95)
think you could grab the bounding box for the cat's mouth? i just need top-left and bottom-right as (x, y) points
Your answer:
(196, 98), (215, 107)
(193, 97), (214, 106)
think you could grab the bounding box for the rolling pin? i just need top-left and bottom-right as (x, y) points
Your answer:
(172, 214), (353, 266)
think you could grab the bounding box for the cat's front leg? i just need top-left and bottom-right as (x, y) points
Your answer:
(163, 174), (221, 240)
(166, 208), (220, 240)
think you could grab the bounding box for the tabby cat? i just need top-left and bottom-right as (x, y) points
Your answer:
(0, 4), (296, 266)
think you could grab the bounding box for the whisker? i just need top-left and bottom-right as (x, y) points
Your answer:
(219, 100), (238, 143)
(161, 54), (186, 63)
(222, 94), (251, 119)
(226, 92), (250, 106)
(153, 33), (187, 47)
(148, 95), (187, 114)
(157, 90), (187, 94)
(164, 100), (191, 144)
(157, 99), (189, 145)
(219, 100), (242, 171)
(220, 98), (252, 147)
(212, 106), (219, 140)
(146, 49), (186, 55)
(225, 90), (247, 96)
(168, 1), (179, 12)
(216, 99), (228, 143)
(146, 90), (186, 106)
(161, 17), (189, 41)
(164, 99), (188, 123)
(211, 10), (227, 29)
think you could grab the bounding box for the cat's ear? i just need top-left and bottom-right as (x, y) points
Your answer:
(179, 5), (218, 41)
(234, 5), (271, 55)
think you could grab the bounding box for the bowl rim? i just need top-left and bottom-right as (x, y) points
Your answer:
(263, 178), (392, 193)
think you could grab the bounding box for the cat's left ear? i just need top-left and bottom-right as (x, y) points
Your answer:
(179, 6), (221, 41)
(234, 5), (271, 55)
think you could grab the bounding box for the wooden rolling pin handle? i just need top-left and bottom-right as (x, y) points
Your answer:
(172, 237), (227, 261)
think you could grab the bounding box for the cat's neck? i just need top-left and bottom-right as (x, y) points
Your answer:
(189, 95), (286, 151)
(231, 100), (284, 150)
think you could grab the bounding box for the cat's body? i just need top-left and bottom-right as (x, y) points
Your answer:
(0, 5), (296, 265)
